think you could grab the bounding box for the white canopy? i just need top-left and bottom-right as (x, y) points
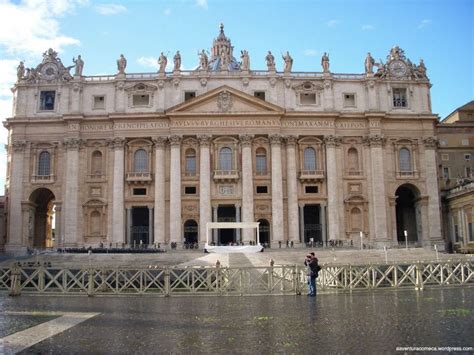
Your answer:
(206, 222), (260, 245)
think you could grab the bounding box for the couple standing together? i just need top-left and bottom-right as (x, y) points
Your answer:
(304, 252), (321, 297)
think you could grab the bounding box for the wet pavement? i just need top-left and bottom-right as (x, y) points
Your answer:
(1, 287), (473, 354)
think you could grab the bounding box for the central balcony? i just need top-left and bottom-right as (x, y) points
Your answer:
(299, 170), (325, 182)
(126, 172), (152, 184)
(213, 169), (240, 182)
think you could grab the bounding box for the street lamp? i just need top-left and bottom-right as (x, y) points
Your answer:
(404, 230), (408, 249)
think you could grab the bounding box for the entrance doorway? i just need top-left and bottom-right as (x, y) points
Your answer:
(131, 207), (149, 246)
(217, 205), (236, 245)
(258, 219), (270, 246)
(29, 188), (55, 248)
(184, 220), (198, 244)
(303, 205), (322, 245)
(395, 184), (420, 244)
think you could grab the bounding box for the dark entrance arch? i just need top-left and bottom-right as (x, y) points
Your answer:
(395, 184), (420, 244)
(184, 219), (198, 244)
(29, 188), (55, 248)
(258, 219), (270, 246)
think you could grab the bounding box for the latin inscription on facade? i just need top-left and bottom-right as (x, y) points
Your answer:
(219, 185), (234, 195)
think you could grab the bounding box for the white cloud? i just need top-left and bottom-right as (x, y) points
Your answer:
(196, 0), (207, 9)
(362, 24), (375, 31)
(0, 60), (17, 97)
(164, 8), (171, 16)
(327, 20), (340, 27)
(94, 3), (127, 15)
(304, 49), (318, 57)
(418, 19), (432, 29)
(137, 56), (157, 69)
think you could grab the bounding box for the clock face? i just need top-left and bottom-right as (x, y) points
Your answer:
(389, 60), (407, 77)
(41, 63), (58, 80)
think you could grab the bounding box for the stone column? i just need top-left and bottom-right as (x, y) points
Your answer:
(149, 207), (154, 245)
(6, 141), (27, 252)
(169, 135), (182, 244)
(270, 134), (284, 243)
(236, 204), (241, 242)
(212, 206), (218, 244)
(299, 204), (305, 243)
(423, 137), (443, 245)
(240, 134), (254, 243)
(63, 138), (83, 247)
(126, 207), (132, 246)
(366, 134), (389, 246)
(54, 204), (62, 247)
(198, 135), (212, 245)
(320, 203), (327, 245)
(324, 135), (341, 241)
(111, 137), (126, 245)
(153, 137), (167, 245)
(389, 197), (398, 245)
(285, 136), (299, 244)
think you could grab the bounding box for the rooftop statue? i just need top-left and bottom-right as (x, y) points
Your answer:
(365, 52), (374, 74)
(17, 61), (25, 82)
(240, 50), (250, 71)
(414, 59), (427, 79)
(117, 54), (127, 74)
(158, 52), (167, 73)
(321, 52), (330, 73)
(173, 51), (181, 71)
(198, 49), (209, 70)
(73, 55), (84, 76)
(266, 51), (275, 71)
(282, 51), (293, 73)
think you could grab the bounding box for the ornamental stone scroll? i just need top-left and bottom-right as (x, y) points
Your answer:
(108, 137), (126, 150)
(239, 134), (254, 146)
(364, 134), (385, 147)
(422, 136), (438, 149)
(63, 138), (85, 150)
(324, 135), (342, 147)
(197, 135), (212, 146)
(152, 136), (168, 148)
(168, 135), (182, 146)
(285, 135), (298, 146)
(12, 140), (27, 152)
(269, 134), (282, 145)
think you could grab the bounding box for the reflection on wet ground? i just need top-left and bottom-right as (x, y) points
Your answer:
(1, 287), (473, 353)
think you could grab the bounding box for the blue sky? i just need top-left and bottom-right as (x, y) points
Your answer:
(0, 0), (473, 194)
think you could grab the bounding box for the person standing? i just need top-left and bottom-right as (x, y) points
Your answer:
(304, 252), (321, 297)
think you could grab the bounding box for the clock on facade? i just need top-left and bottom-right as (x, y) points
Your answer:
(388, 60), (407, 77)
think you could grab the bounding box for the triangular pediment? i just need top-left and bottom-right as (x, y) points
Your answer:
(167, 85), (284, 116)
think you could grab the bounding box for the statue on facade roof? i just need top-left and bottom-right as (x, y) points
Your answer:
(321, 52), (330, 73)
(198, 49), (209, 70)
(17, 61), (25, 82)
(158, 52), (167, 73)
(72, 55), (84, 76)
(240, 50), (250, 71)
(117, 54), (127, 74)
(265, 51), (275, 71)
(414, 59), (427, 79)
(374, 59), (386, 78)
(364, 52), (374, 74)
(173, 51), (181, 71)
(282, 51), (293, 73)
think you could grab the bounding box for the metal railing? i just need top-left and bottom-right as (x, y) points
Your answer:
(1, 260), (472, 297)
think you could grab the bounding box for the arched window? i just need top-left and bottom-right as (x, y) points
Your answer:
(399, 148), (411, 172)
(219, 147), (233, 170)
(185, 148), (196, 174)
(134, 149), (148, 172)
(256, 148), (267, 174)
(90, 211), (101, 235)
(91, 151), (103, 175)
(348, 148), (359, 171)
(351, 207), (362, 231)
(304, 147), (317, 171)
(37, 151), (51, 176)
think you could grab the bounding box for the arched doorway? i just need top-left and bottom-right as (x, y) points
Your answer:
(28, 188), (55, 248)
(184, 219), (198, 245)
(395, 184), (420, 244)
(258, 219), (270, 246)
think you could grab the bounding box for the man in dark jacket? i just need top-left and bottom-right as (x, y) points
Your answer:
(304, 252), (320, 296)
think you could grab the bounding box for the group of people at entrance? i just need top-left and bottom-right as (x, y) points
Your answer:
(304, 252), (321, 297)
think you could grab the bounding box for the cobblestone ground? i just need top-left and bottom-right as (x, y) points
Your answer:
(0, 287), (473, 353)
(0, 247), (472, 269)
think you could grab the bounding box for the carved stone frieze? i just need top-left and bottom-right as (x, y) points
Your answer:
(324, 135), (342, 146)
(108, 137), (126, 149)
(63, 138), (85, 150)
(169, 135), (182, 146)
(152, 136), (168, 148)
(285, 135), (298, 146)
(12, 140), (27, 152)
(217, 90), (233, 112)
(269, 134), (282, 145)
(239, 134), (254, 146)
(197, 135), (212, 146)
(364, 134), (386, 147)
(200, 78), (208, 87)
(423, 136), (438, 149)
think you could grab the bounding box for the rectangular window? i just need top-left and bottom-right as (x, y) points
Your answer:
(256, 155), (267, 174)
(132, 94), (150, 106)
(40, 91), (55, 110)
(343, 93), (356, 107)
(392, 88), (407, 107)
(133, 188), (147, 196)
(464, 153), (471, 161)
(469, 222), (474, 242)
(443, 167), (450, 179)
(256, 186), (268, 194)
(300, 93), (316, 105)
(462, 139), (469, 146)
(441, 154), (449, 161)
(93, 96), (105, 109)
(254, 91), (265, 100)
(305, 186), (318, 194)
(185, 186), (197, 195)
(184, 91), (196, 101)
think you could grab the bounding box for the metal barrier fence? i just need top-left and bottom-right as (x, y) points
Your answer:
(1, 260), (473, 297)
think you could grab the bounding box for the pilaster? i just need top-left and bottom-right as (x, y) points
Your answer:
(285, 135), (299, 243)
(110, 137), (126, 245)
(270, 134), (284, 243)
(240, 134), (254, 243)
(153, 136), (167, 245)
(198, 135), (212, 245)
(169, 135), (182, 244)
(324, 135), (341, 240)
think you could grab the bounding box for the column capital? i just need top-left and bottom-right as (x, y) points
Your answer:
(239, 134), (254, 146)
(269, 134), (282, 145)
(364, 134), (385, 147)
(324, 135), (342, 147)
(12, 140), (27, 152)
(152, 136), (168, 148)
(285, 135), (298, 146)
(108, 137), (126, 150)
(63, 138), (85, 150)
(422, 136), (438, 149)
(197, 134), (212, 146)
(169, 135), (182, 146)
